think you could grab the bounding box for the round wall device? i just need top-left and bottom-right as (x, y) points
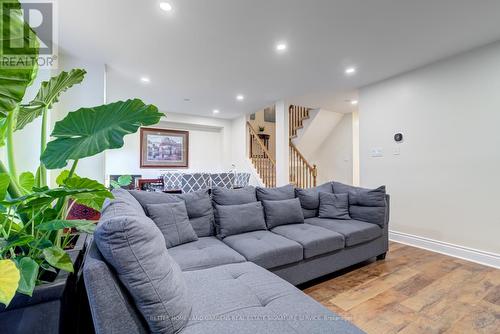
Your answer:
(394, 133), (403, 142)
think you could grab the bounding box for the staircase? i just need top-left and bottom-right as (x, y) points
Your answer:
(289, 105), (317, 188)
(247, 122), (276, 187)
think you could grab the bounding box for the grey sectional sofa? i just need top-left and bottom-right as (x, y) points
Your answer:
(83, 182), (389, 334)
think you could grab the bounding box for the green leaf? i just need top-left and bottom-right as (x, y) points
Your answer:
(1, 234), (34, 251)
(64, 175), (113, 210)
(19, 172), (35, 193)
(110, 180), (121, 190)
(0, 259), (20, 307)
(37, 219), (94, 232)
(56, 170), (71, 186)
(16, 257), (39, 296)
(41, 99), (163, 169)
(42, 247), (73, 273)
(16, 69), (86, 131)
(29, 238), (52, 250)
(117, 175), (133, 186)
(0, 1), (40, 118)
(0, 173), (10, 200)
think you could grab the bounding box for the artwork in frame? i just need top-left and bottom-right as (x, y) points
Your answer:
(140, 128), (189, 168)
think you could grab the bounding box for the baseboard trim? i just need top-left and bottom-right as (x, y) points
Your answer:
(389, 230), (500, 269)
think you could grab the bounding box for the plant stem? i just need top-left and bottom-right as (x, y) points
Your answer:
(0, 160), (22, 199)
(39, 110), (48, 187)
(68, 159), (79, 178)
(6, 107), (20, 190)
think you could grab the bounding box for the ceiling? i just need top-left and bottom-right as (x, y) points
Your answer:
(57, 0), (500, 118)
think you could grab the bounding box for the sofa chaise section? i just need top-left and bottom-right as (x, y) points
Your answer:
(180, 262), (364, 334)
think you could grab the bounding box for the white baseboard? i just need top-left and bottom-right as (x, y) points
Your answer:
(389, 230), (500, 269)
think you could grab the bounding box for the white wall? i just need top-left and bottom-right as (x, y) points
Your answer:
(310, 113), (353, 185)
(359, 41), (500, 254)
(105, 113), (234, 180)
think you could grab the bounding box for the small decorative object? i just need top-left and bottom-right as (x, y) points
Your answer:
(258, 126), (265, 132)
(109, 174), (141, 190)
(250, 113), (256, 120)
(394, 133), (404, 143)
(140, 128), (189, 168)
(264, 107), (276, 123)
(138, 178), (165, 192)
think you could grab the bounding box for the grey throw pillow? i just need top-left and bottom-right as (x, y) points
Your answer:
(146, 202), (198, 248)
(332, 182), (387, 227)
(318, 192), (351, 220)
(129, 190), (215, 237)
(95, 215), (192, 334)
(295, 182), (334, 218)
(256, 184), (295, 201)
(262, 198), (304, 229)
(100, 189), (146, 221)
(211, 186), (257, 205)
(215, 202), (266, 238)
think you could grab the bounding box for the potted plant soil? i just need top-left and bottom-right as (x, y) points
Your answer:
(0, 2), (163, 332)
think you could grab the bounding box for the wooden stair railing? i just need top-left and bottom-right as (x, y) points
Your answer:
(247, 122), (276, 187)
(289, 105), (317, 188)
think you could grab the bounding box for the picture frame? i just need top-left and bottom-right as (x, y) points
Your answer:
(140, 128), (189, 168)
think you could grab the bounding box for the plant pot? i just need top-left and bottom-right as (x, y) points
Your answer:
(0, 233), (89, 334)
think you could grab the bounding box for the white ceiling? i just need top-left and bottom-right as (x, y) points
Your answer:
(58, 0), (500, 118)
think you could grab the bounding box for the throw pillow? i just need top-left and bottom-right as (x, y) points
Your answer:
(95, 215), (192, 334)
(262, 198), (304, 229)
(318, 192), (351, 220)
(256, 184), (295, 201)
(295, 182), (334, 218)
(146, 202), (198, 248)
(215, 202), (266, 238)
(211, 186), (257, 205)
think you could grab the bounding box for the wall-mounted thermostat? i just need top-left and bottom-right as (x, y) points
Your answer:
(394, 133), (403, 143)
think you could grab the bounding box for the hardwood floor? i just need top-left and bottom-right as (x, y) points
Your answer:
(303, 242), (500, 334)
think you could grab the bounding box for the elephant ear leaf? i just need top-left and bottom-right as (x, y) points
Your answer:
(0, 1), (39, 117)
(16, 69), (87, 131)
(41, 99), (163, 169)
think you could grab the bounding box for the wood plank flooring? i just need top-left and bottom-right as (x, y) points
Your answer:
(303, 242), (500, 334)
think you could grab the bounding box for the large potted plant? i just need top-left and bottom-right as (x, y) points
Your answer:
(0, 2), (163, 332)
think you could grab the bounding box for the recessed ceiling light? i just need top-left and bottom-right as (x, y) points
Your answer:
(213, 109), (220, 114)
(350, 100), (359, 105)
(159, 2), (172, 11)
(276, 43), (287, 52)
(236, 95), (244, 101)
(183, 98), (191, 102)
(140, 77), (150, 83)
(345, 67), (357, 75)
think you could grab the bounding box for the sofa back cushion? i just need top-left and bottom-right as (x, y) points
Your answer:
(95, 215), (192, 334)
(101, 189), (146, 221)
(146, 202), (198, 248)
(318, 192), (351, 220)
(211, 186), (257, 205)
(256, 184), (295, 201)
(215, 202), (266, 238)
(262, 198), (304, 229)
(332, 182), (386, 227)
(129, 190), (215, 237)
(295, 182), (334, 218)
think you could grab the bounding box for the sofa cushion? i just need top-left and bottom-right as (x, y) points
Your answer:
(101, 189), (146, 220)
(222, 230), (303, 269)
(256, 184), (295, 201)
(168, 237), (245, 271)
(181, 262), (364, 334)
(305, 217), (382, 247)
(146, 202), (198, 248)
(95, 215), (192, 334)
(129, 189), (215, 237)
(318, 192), (351, 220)
(215, 202), (267, 238)
(332, 182), (387, 227)
(262, 198), (304, 229)
(295, 182), (334, 218)
(211, 186), (257, 205)
(271, 224), (345, 258)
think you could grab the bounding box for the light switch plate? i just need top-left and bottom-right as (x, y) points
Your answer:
(370, 148), (383, 157)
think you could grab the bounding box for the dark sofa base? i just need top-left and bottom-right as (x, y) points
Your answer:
(270, 236), (388, 286)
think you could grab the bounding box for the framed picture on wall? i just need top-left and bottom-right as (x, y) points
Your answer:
(140, 128), (189, 168)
